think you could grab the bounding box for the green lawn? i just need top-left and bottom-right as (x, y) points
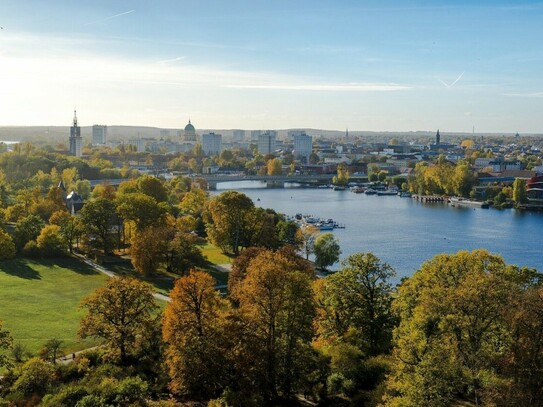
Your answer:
(200, 243), (233, 265)
(0, 257), (109, 354)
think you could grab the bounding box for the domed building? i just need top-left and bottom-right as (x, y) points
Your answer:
(183, 120), (197, 142)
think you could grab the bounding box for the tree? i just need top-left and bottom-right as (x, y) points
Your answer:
(0, 229), (16, 260)
(314, 233), (341, 271)
(166, 233), (206, 275)
(513, 178), (527, 205)
(49, 210), (80, 253)
(267, 158), (282, 176)
(0, 320), (13, 369)
(333, 163), (350, 186)
(78, 198), (116, 254)
(36, 224), (66, 256)
(130, 226), (170, 275)
(383, 250), (533, 406)
(116, 192), (167, 232)
(137, 175), (168, 202)
(204, 191), (255, 255)
(163, 270), (229, 397)
(79, 277), (158, 364)
(296, 227), (318, 260)
(11, 357), (56, 397)
(315, 253), (396, 355)
(14, 214), (45, 250)
(39, 338), (64, 364)
(237, 250), (316, 399)
(179, 187), (208, 216)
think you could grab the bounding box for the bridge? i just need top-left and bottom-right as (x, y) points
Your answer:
(88, 174), (367, 190)
(201, 174), (338, 190)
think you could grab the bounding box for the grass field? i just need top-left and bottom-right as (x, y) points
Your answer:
(0, 257), (109, 354)
(200, 243), (233, 265)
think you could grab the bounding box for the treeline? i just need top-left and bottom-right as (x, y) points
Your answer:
(1, 249), (543, 406)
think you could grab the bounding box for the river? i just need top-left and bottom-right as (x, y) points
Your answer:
(216, 181), (543, 279)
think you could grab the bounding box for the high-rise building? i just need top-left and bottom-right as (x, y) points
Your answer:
(233, 129), (245, 142)
(293, 133), (313, 162)
(257, 132), (277, 155)
(92, 125), (107, 145)
(202, 132), (222, 155)
(69, 110), (82, 157)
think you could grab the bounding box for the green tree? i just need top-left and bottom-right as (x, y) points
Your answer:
(0, 320), (13, 369)
(315, 253), (396, 355)
(314, 233), (341, 271)
(130, 226), (170, 275)
(49, 210), (80, 253)
(513, 178), (527, 205)
(137, 175), (168, 202)
(384, 250), (531, 406)
(14, 214), (45, 250)
(79, 278), (158, 364)
(78, 198), (117, 254)
(204, 191), (255, 255)
(11, 357), (56, 398)
(116, 192), (167, 232)
(38, 338), (64, 364)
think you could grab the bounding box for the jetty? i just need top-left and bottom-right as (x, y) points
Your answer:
(412, 195), (445, 202)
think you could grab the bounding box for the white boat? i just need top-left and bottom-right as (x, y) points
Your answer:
(364, 188), (377, 195)
(377, 190), (398, 196)
(449, 197), (490, 209)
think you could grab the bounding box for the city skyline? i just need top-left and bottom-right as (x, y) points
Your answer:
(1, 1), (543, 132)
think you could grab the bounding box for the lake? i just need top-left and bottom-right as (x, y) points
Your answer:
(216, 181), (543, 279)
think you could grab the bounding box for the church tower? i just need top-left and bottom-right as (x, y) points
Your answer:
(69, 109), (82, 157)
(436, 129), (441, 145)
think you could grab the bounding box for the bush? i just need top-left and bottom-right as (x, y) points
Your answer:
(11, 357), (56, 397)
(0, 229), (16, 260)
(41, 385), (89, 406)
(22, 240), (40, 258)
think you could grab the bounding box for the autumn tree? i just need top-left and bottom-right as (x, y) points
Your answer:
(267, 157), (282, 176)
(314, 232), (341, 271)
(333, 163), (350, 186)
(79, 277), (158, 364)
(237, 250), (316, 399)
(0, 229), (16, 260)
(14, 214), (44, 250)
(163, 270), (229, 397)
(137, 175), (168, 202)
(296, 226), (318, 260)
(36, 224), (66, 256)
(130, 226), (170, 275)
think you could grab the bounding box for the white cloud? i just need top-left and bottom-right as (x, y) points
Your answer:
(223, 83), (409, 91)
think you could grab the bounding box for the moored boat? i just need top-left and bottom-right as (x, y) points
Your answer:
(449, 197), (489, 209)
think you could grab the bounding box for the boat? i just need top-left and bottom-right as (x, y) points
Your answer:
(449, 197), (489, 209)
(333, 185), (346, 191)
(364, 188), (377, 195)
(318, 223), (335, 231)
(377, 190), (398, 196)
(350, 186), (365, 193)
(398, 191), (412, 197)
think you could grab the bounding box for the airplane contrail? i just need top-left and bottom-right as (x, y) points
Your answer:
(84, 10), (135, 26)
(158, 56), (185, 64)
(436, 71), (465, 88)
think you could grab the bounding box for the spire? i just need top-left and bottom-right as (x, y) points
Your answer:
(73, 109), (78, 126)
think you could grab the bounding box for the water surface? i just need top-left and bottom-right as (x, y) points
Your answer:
(217, 181), (543, 279)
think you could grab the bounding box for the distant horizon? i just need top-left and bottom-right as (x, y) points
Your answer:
(1, 1), (543, 132)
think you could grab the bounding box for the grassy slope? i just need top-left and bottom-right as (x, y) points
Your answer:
(0, 257), (108, 353)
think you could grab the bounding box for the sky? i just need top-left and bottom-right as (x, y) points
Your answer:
(1, 0), (543, 132)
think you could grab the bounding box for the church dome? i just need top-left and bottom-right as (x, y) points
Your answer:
(184, 120), (195, 133)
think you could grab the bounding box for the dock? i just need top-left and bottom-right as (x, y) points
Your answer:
(412, 195), (445, 202)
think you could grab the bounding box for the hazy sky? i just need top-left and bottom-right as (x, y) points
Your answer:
(1, 1), (543, 132)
